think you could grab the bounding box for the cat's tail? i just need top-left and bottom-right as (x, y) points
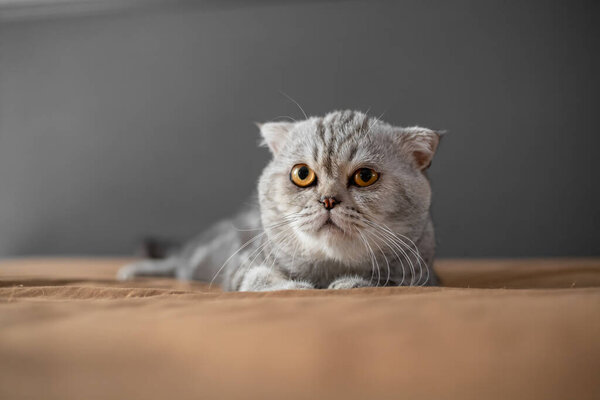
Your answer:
(116, 258), (178, 281)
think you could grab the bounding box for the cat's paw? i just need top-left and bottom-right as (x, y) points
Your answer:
(272, 280), (314, 291)
(248, 280), (314, 292)
(328, 276), (371, 290)
(116, 264), (138, 281)
(239, 265), (315, 291)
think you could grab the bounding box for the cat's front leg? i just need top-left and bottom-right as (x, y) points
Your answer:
(328, 275), (372, 290)
(238, 265), (314, 292)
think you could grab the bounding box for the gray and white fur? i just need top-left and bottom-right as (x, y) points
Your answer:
(118, 110), (442, 291)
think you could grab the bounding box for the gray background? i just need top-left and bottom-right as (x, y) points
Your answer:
(0, 0), (598, 258)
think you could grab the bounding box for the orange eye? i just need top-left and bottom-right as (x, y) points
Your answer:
(353, 168), (379, 187)
(290, 164), (316, 187)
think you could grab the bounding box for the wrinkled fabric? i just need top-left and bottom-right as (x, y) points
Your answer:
(1, 257), (599, 400)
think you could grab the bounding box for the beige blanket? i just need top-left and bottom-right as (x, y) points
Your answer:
(1, 257), (599, 399)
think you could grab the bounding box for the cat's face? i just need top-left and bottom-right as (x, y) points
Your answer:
(257, 110), (440, 265)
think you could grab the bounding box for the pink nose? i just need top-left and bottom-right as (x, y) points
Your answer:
(320, 197), (339, 210)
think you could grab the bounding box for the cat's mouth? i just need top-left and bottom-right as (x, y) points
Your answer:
(319, 217), (343, 233)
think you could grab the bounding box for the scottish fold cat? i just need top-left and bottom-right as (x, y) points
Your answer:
(117, 110), (442, 291)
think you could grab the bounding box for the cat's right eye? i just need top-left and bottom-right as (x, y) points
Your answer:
(352, 168), (379, 187)
(290, 164), (316, 187)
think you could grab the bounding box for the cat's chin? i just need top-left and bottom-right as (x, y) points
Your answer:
(295, 227), (366, 264)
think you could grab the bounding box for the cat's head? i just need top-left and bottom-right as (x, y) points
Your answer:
(257, 110), (441, 265)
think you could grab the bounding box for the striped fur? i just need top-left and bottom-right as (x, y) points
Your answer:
(118, 111), (442, 291)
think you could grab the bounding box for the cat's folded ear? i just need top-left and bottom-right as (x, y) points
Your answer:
(396, 127), (444, 171)
(257, 121), (295, 155)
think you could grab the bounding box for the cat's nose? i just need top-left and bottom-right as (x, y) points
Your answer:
(320, 196), (340, 210)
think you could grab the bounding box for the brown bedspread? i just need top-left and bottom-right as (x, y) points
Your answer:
(1, 258), (599, 400)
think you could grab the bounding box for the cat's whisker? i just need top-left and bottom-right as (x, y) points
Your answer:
(232, 212), (303, 231)
(290, 241), (299, 272)
(296, 214), (325, 228)
(365, 226), (405, 286)
(370, 223), (419, 286)
(363, 224), (408, 286)
(366, 220), (428, 286)
(209, 217), (298, 288)
(244, 239), (272, 271)
(267, 229), (294, 271)
(377, 222), (430, 286)
(369, 224), (416, 285)
(359, 217), (416, 286)
(271, 229), (297, 274)
(363, 229), (391, 286)
(358, 229), (379, 286)
(279, 90), (308, 119)
(364, 111), (386, 137)
(246, 231), (283, 268)
(266, 230), (294, 277)
(354, 228), (374, 285)
(208, 229), (269, 289)
(232, 219), (290, 232)
(271, 115), (298, 123)
(245, 226), (294, 274)
(361, 217), (398, 286)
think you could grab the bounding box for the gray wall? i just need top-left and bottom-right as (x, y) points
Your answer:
(0, 0), (598, 257)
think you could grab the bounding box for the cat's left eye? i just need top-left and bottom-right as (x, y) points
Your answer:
(290, 164), (317, 187)
(352, 168), (379, 187)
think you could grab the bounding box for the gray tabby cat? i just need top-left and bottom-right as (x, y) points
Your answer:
(117, 110), (442, 291)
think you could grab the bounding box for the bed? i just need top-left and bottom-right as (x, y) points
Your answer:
(1, 257), (599, 399)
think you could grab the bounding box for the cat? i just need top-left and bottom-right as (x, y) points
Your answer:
(117, 110), (443, 291)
